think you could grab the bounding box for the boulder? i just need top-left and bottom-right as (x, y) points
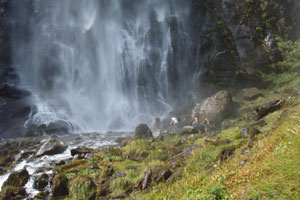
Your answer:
(192, 90), (233, 127)
(2, 169), (29, 188)
(134, 124), (153, 138)
(240, 127), (261, 138)
(256, 99), (284, 119)
(33, 173), (49, 190)
(35, 139), (67, 157)
(70, 147), (92, 157)
(44, 120), (70, 135)
(52, 173), (69, 198)
(68, 176), (97, 200)
(14, 150), (35, 162)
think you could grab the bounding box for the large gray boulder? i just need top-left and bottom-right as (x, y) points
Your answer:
(134, 124), (153, 138)
(35, 139), (67, 157)
(192, 90), (233, 127)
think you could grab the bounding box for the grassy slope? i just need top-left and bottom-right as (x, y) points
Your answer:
(45, 38), (300, 200)
(47, 71), (300, 200)
(136, 71), (300, 200)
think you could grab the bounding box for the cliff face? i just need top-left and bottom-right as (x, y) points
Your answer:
(0, 0), (11, 67)
(0, 1), (33, 138)
(189, 0), (300, 88)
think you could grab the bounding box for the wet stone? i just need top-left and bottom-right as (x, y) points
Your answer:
(33, 173), (49, 190)
(35, 139), (67, 157)
(3, 169), (29, 188)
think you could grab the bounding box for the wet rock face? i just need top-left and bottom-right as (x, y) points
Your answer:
(34, 173), (49, 190)
(134, 124), (153, 138)
(2, 169), (29, 188)
(192, 90), (233, 127)
(0, 84), (31, 99)
(191, 0), (300, 88)
(0, 1), (35, 139)
(35, 139), (67, 157)
(0, 0), (11, 66)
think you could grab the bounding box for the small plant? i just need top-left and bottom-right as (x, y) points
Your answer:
(66, 172), (76, 180)
(206, 185), (230, 200)
(78, 168), (96, 176)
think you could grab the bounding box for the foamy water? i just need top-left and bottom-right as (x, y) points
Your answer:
(0, 132), (129, 199)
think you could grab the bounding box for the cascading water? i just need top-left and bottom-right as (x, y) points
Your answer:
(11, 0), (195, 132)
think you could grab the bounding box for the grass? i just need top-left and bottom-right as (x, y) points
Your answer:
(136, 83), (300, 199)
(32, 42), (300, 199)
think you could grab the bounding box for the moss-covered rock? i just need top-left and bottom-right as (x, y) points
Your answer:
(68, 176), (97, 200)
(33, 173), (49, 190)
(0, 186), (26, 200)
(2, 169), (29, 188)
(51, 173), (69, 198)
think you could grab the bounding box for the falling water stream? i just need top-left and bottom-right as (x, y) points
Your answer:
(11, 0), (194, 132)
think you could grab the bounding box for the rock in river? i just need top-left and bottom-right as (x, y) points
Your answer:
(2, 169), (29, 188)
(35, 139), (67, 157)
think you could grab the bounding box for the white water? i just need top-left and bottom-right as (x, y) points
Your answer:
(11, 0), (195, 132)
(0, 132), (124, 198)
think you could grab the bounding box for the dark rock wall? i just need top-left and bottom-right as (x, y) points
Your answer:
(190, 0), (300, 88)
(0, 0), (34, 138)
(0, 0), (11, 67)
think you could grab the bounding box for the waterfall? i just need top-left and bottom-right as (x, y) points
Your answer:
(10, 0), (194, 132)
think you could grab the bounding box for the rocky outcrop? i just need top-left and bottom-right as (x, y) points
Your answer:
(192, 90), (233, 127)
(134, 124), (153, 138)
(0, 1), (35, 138)
(191, 0), (300, 88)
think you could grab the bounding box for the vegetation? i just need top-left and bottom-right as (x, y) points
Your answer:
(39, 37), (300, 200)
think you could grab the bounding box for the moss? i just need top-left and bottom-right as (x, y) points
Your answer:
(68, 176), (97, 200)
